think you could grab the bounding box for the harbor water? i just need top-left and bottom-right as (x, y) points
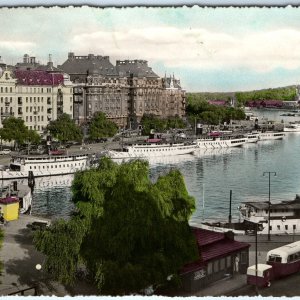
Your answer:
(30, 109), (300, 223)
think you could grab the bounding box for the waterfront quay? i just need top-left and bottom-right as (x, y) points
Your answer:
(1, 213), (300, 296)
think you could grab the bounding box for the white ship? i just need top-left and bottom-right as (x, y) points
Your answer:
(0, 153), (95, 180)
(239, 197), (300, 235)
(283, 123), (300, 132)
(258, 131), (285, 140)
(106, 141), (199, 159)
(195, 136), (246, 149)
(245, 132), (260, 143)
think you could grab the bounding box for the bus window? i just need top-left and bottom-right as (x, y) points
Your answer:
(269, 255), (282, 263)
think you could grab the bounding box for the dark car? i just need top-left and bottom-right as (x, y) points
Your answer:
(97, 138), (108, 143)
(26, 221), (49, 231)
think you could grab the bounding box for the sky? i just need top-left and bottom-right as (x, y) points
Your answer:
(1, 6), (300, 92)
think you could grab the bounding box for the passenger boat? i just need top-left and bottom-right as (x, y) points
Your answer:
(283, 123), (300, 132)
(0, 153), (95, 180)
(106, 141), (199, 159)
(195, 136), (246, 149)
(244, 132), (260, 143)
(258, 131), (285, 140)
(239, 196), (300, 235)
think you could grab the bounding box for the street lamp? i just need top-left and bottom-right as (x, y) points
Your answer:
(263, 171), (276, 241)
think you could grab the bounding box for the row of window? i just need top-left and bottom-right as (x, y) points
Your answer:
(26, 116), (44, 122)
(0, 87), (13, 93)
(132, 146), (192, 152)
(269, 224), (297, 231)
(28, 162), (85, 170)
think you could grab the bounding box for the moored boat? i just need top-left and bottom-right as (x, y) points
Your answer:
(0, 153), (95, 180)
(245, 132), (260, 143)
(195, 135), (247, 149)
(106, 141), (199, 159)
(238, 196), (300, 235)
(283, 123), (300, 132)
(258, 131), (285, 140)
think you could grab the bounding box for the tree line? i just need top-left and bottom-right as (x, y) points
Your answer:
(186, 95), (245, 125)
(0, 112), (119, 149)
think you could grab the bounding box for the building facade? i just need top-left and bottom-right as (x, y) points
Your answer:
(0, 65), (73, 134)
(59, 53), (186, 128)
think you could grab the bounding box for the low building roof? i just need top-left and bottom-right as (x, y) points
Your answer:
(180, 228), (250, 275)
(243, 198), (300, 210)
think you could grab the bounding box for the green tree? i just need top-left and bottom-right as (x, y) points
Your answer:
(26, 129), (41, 145)
(88, 112), (118, 140)
(34, 158), (198, 295)
(141, 115), (185, 135)
(47, 113), (82, 143)
(2, 117), (28, 149)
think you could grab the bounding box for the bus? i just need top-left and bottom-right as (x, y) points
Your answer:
(247, 241), (300, 287)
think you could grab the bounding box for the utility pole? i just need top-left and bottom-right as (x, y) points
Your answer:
(229, 190), (232, 226)
(263, 171), (276, 241)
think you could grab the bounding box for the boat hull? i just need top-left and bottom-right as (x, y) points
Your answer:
(107, 144), (198, 159)
(259, 132), (285, 140)
(196, 137), (246, 149)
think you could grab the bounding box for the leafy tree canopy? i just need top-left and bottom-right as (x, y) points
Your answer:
(88, 112), (118, 140)
(47, 113), (82, 143)
(26, 129), (41, 145)
(141, 114), (185, 135)
(186, 95), (245, 125)
(235, 86), (297, 105)
(2, 117), (29, 148)
(34, 158), (198, 295)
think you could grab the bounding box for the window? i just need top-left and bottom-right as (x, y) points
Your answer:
(241, 251), (247, 263)
(293, 225), (296, 230)
(226, 256), (231, 268)
(220, 258), (225, 270)
(207, 262), (213, 275)
(277, 225), (280, 230)
(268, 255), (282, 263)
(285, 225), (288, 230)
(214, 260), (219, 273)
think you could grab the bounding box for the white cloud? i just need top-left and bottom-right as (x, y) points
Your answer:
(71, 26), (300, 73)
(0, 40), (36, 52)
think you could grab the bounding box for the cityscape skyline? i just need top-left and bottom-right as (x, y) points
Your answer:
(2, 7), (300, 92)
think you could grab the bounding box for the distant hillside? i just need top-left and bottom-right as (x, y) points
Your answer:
(188, 86), (298, 105)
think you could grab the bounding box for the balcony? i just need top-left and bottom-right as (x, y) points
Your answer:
(18, 110), (23, 115)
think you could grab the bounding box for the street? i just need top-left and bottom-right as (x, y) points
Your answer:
(228, 272), (300, 296)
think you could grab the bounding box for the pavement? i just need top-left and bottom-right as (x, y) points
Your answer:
(0, 214), (99, 296)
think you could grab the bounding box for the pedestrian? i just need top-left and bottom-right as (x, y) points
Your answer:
(235, 255), (240, 273)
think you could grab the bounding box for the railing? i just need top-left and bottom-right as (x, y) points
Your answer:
(3, 285), (38, 296)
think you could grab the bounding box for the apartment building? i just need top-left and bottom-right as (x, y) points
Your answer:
(0, 67), (73, 133)
(60, 53), (186, 128)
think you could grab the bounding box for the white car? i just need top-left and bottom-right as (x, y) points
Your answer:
(0, 149), (11, 155)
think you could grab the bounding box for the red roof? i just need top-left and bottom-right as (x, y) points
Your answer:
(180, 228), (250, 275)
(0, 196), (19, 204)
(208, 100), (227, 106)
(14, 70), (64, 86)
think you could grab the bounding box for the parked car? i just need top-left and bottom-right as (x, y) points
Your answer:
(26, 221), (49, 231)
(0, 149), (11, 155)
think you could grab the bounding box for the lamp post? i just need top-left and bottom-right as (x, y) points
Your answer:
(263, 171), (276, 241)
